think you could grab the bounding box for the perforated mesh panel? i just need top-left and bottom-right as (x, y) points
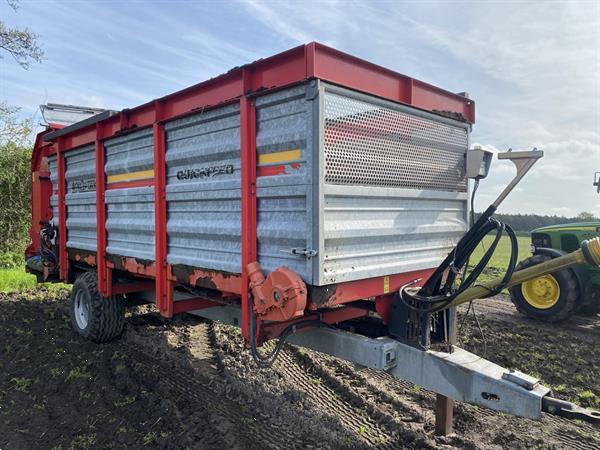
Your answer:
(324, 92), (468, 192)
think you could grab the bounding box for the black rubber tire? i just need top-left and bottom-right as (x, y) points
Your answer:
(509, 254), (581, 322)
(578, 286), (600, 315)
(70, 271), (125, 342)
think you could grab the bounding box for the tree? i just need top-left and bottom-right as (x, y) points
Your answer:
(0, 0), (43, 69)
(0, 101), (32, 145)
(0, 0), (41, 265)
(0, 102), (33, 266)
(577, 211), (598, 222)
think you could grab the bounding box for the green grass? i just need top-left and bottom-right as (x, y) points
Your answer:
(469, 234), (531, 284)
(0, 268), (37, 292)
(0, 268), (69, 293)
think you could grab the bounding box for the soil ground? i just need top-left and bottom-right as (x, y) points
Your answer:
(1, 288), (599, 449)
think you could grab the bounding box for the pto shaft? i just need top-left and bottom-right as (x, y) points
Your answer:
(449, 237), (600, 309)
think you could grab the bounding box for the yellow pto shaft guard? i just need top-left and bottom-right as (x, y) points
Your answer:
(449, 237), (600, 309)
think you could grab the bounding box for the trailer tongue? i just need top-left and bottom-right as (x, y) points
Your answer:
(27, 42), (599, 434)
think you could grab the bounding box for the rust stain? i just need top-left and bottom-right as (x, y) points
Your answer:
(67, 249), (97, 267)
(83, 254), (96, 266)
(171, 264), (241, 295)
(121, 257), (155, 277)
(107, 255), (156, 277)
(307, 284), (339, 310)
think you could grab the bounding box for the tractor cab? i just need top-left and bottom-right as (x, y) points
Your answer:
(510, 222), (600, 321)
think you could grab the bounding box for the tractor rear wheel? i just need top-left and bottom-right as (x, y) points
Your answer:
(509, 254), (581, 322)
(579, 287), (600, 315)
(70, 271), (125, 342)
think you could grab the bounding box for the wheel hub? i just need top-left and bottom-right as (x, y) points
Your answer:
(522, 275), (560, 309)
(74, 289), (90, 329)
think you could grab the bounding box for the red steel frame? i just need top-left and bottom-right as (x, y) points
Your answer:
(34, 42), (475, 343)
(153, 100), (171, 317)
(26, 128), (60, 259)
(95, 123), (108, 295)
(240, 70), (258, 341)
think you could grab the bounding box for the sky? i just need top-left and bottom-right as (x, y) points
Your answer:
(1, 0), (599, 216)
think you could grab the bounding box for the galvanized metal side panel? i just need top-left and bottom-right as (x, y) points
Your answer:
(64, 145), (97, 252)
(48, 155), (58, 228)
(165, 103), (241, 274)
(320, 185), (468, 284)
(104, 129), (155, 260)
(316, 84), (470, 285)
(255, 84), (314, 281)
(105, 187), (155, 260)
(164, 84), (315, 282)
(104, 128), (154, 179)
(321, 84), (469, 192)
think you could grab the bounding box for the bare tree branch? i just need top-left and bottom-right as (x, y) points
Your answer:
(1, 0), (43, 69)
(0, 22), (43, 69)
(5, 0), (19, 12)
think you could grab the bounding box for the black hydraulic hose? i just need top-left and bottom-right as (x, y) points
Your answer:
(248, 294), (320, 367)
(400, 205), (519, 313)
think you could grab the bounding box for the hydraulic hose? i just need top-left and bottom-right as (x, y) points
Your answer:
(248, 293), (319, 367)
(400, 204), (519, 313)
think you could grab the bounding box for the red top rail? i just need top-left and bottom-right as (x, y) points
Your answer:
(44, 42), (474, 151)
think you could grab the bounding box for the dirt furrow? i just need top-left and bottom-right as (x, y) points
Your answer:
(117, 333), (294, 449)
(275, 349), (401, 448)
(465, 296), (600, 338)
(361, 359), (600, 450)
(209, 322), (441, 449)
(306, 354), (432, 424)
(541, 415), (600, 450)
(3, 290), (598, 449)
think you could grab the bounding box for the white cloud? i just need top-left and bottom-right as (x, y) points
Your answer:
(238, 0), (314, 43)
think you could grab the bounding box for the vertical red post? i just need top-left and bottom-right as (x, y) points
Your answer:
(240, 91), (257, 343)
(57, 138), (68, 281)
(95, 123), (109, 296)
(153, 101), (170, 316)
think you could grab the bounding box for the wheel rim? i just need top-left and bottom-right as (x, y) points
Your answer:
(521, 275), (560, 309)
(74, 289), (90, 329)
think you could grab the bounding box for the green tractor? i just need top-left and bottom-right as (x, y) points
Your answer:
(510, 173), (600, 322)
(510, 223), (600, 321)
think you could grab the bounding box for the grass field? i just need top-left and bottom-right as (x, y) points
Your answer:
(470, 234), (531, 284)
(0, 269), (37, 292)
(0, 268), (69, 294)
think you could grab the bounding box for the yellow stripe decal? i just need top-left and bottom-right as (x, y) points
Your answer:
(258, 149), (301, 165)
(107, 169), (155, 183)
